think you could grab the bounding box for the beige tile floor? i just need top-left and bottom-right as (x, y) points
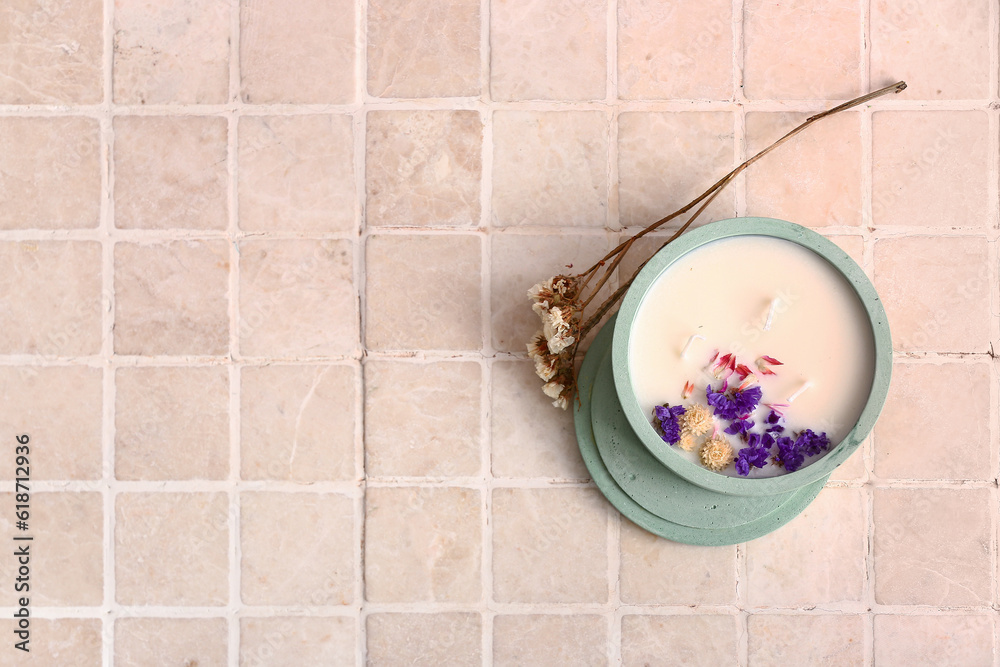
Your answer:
(0, 0), (998, 665)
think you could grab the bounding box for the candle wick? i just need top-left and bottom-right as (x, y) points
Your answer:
(787, 381), (813, 403)
(763, 298), (779, 331)
(680, 334), (705, 359)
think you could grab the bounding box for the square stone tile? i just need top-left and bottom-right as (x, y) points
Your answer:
(618, 111), (735, 228)
(241, 492), (354, 605)
(874, 488), (991, 605)
(0, 492), (102, 606)
(491, 360), (588, 479)
(871, 0), (990, 100)
(747, 487), (865, 606)
(0, 117), (101, 229)
(116, 618), (228, 666)
(874, 614), (994, 665)
(238, 114), (357, 233)
(114, 116), (228, 230)
(0, 618), (101, 665)
(365, 487), (481, 602)
(0, 0), (102, 103)
(241, 617), (355, 667)
(114, 0), (229, 104)
(874, 236), (991, 353)
(0, 366), (101, 480)
(116, 366), (229, 481)
(367, 613), (481, 666)
(0, 241), (102, 355)
(240, 0), (355, 104)
(493, 487), (607, 603)
(872, 111), (988, 228)
(620, 519), (736, 604)
(743, 0), (860, 99)
(490, 0), (605, 101)
(490, 231), (609, 353)
(368, 0), (480, 98)
(116, 492), (229, 605)
(621, 615), (738, 666)
(366, 234), (481, 351)
(748, 614), (865, 666)
(115, 241), (230, 355)
(366, 110), (482, 226)
(492, 111), (608, 228)
(365, 361), (481, 477)
(618, 0), (732, 100)
(239, 239), (357, 357)
(242, 364), (357, 482)
(746, 112), (862, 228)
(494, 615), (607, 666)
(875, 361), (992, 480)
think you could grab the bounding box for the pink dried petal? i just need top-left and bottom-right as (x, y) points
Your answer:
(764, 401), (789, 414)
(712, 353), (735, 379)
(760, 355), (783, 366)
(758, 367), (777, 376)
(737, 374), (758, 392)
(682, 381), (695, 400)
(735, 363), (753, 380)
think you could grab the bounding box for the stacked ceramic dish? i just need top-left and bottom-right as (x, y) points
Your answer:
(574, 218), (892, 545)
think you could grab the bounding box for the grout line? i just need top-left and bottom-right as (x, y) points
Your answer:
(480, 4), (495, 657)
(5, 97), (1000, 117)
(3, 222), (999, 243)
(101, 0), (117, 662)
(226, 1), (242, 663)
(861, 2), (877, 663)
(355, 0), (370, 663)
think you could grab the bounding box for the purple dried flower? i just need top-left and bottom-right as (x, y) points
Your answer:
(652, 404), (686, 445)
(746, 432), (775, 450)
(794, 429), (832, 457)
(774, 435), (804, 472)
(735, 435), (771, 477)
(764, 409), (784, 433)
(724, 417), (753, 439)
(732, 385), (763, 417)
(706, 384), (739, 421)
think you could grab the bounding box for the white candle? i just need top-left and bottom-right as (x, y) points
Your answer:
(628, 235), (875, 477)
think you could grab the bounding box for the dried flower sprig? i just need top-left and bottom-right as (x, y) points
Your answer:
(527, 81), (907, 408)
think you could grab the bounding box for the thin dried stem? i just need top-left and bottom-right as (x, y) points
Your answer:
(579, 237), (634, 311)
(581, 81), (907, 277)
(529, 81), (907, 409)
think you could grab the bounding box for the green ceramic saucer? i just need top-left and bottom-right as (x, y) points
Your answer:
(575, 313), (828, 546)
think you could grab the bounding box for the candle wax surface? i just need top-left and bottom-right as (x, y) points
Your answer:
(628, 235), (875, 477)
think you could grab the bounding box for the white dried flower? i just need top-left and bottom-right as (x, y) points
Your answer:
(542, 306), (567, 338)
(700, 436), (735, 472)
(551, 395), (569, 410)
(547, 333), (575, 355)
(542, 381), (564, 400)
(542, 307), (576, 354)
(680, 403), (713, 437)
(527, 278), (553, 301)
(534, 356), (557, 382)
(527, 331), (547, 360)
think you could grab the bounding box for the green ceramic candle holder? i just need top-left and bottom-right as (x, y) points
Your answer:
(611, 217), (893, 497)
